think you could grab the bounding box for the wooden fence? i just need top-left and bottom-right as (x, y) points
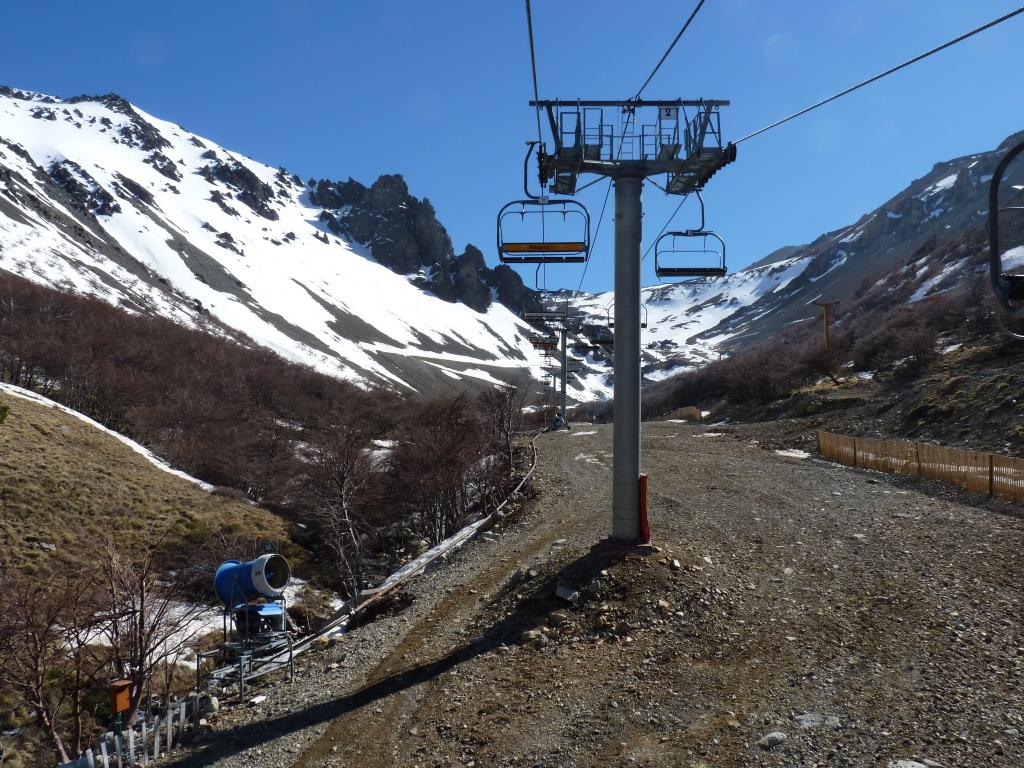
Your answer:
(667, 406), (703, 422)
(817, 431), (1024, 503)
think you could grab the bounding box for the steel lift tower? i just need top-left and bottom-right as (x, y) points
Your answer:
(530, 99), (735, 548)
(526, 306), (571, 425)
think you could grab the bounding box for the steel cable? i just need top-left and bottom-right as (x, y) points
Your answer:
(736, 5), (1024, 144)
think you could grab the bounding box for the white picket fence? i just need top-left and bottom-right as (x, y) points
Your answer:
(58, 699), (195, 768)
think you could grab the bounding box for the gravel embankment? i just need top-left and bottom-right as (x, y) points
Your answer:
(168, 423), (1024, 768)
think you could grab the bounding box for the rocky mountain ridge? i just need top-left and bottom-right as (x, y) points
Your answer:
(309, 174), (538, 314)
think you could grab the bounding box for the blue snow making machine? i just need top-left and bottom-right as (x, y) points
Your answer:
(214, 553), (292, 636)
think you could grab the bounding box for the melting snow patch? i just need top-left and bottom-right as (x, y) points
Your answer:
(921, 172), (958, 197)
(283, 576), (346, 612)
(698, 432), (724, 438)
(571, 430), (597, 436)
(809, 252), (848, 283)
(909, 259), (961, 302)
(1003, 245), (1024, 271)
(774, 448), (810, 459)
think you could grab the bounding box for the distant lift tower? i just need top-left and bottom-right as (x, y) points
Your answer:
(531, 99), (736, 548)
(526, 306), (571, 424)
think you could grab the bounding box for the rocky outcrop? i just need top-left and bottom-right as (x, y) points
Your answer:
(201, 157), (278, 221)
(66, 93), (171, 152)
(488, 264), (545, 315)
(309, 173), (537, 314)
(47, 159), (121, 217)
(455, 245), (490, 312)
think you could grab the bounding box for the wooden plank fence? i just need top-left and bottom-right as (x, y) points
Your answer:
(817, 431), (1024, 503)
(667, 406), (703, 422)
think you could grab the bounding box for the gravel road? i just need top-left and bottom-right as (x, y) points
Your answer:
(169, 422), (1024, 768)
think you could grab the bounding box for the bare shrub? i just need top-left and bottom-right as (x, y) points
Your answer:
(386, 395), (487, 545)
(300, 402), (378, 596)
(0, 567), (104, 761)
(94, 537), (208, 726)
(477, 380), (529, 480)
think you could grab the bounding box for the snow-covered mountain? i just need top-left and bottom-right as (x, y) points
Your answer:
(0, 86), (545, 393)
(554, 130), (1024, 397)
(1, 84), (1017, 403)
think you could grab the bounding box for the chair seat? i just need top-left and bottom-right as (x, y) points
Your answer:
(656, 267), (727, 278)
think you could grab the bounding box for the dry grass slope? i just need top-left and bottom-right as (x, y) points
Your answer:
(0, 393), (288, 575)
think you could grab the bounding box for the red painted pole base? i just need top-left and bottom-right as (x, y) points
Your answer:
(638, 473), (651, 544)
(594, 473), (655, 554)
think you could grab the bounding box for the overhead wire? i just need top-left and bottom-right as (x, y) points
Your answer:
(641, 4), (1024, 282)
(523, 0), (549, 288)
(633, 0), (707, 100)
(524, 0), (544, 147)
(736, 5), (1024, 144)
(629, 0), (708, 278)
(573, 0), (709, 299)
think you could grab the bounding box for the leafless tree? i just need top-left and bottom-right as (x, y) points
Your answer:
(388, 395), (486, 545)
(94, 537), (209, 726)
(0, 569), (104, 762)
(304, 405), (377, 596)
(477, 380), (529, 480)
(60, 575), (107, 756)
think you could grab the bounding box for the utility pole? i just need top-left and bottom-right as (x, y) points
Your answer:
(529, 99), (736, 549)
(812, 300), (840, 354)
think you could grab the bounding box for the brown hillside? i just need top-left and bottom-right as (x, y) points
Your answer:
(0, 389), (289, 576)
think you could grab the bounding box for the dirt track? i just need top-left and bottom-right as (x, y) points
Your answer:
(178, 422), (1024, 768)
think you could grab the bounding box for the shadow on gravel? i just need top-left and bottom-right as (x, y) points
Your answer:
(163, 549), (626, 768)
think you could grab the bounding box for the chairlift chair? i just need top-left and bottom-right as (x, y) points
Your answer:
(654, 230), (727, 280)
(497, 140), (591, 265)
(606, 304), (648, 330)
(497, 198), (591, 264)
(988, 138), (1024, 337)
(528, 331), (559, 351)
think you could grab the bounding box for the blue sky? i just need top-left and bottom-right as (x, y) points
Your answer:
(2, 1), (1023, 293)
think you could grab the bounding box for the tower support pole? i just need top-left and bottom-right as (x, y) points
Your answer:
(611, 175), (644, 542)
